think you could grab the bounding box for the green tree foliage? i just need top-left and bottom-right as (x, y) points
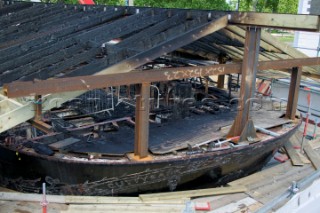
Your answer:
(134, 0), (231, 10)
(239, 0), (298, 13)
(49, 0), (231, 10)
(45, 0), (298, 13)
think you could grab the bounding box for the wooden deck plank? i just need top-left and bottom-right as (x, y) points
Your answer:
(0, 192), (188, 204)
(194, 193), (248, 211)
(209, 197), (257, 213)
(139, 186), (247, 201)
(228, 161), (293, 186)
(309, 138), (320, 150)
(284, 140), (304, 166)
(304, 143), (320, 170)
(49, 137), (80, 150)
(64, 204), (186, 212)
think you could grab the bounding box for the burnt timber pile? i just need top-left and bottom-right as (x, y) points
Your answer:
(0, 1), (319, 196)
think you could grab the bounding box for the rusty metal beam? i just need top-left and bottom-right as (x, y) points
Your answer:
(4, 57), (320, 98)
(286, 67), (302, 120)
(4, 63), (241, 98)
(228, 27), (261, 139)
(134, 82), (150, 159)
(229, 13), (320, 32)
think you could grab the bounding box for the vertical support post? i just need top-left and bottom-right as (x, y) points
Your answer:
(205, 78), (209, 95)
(286, 67), (302, 120)
(134, 82), (150, 159)
(34, 95), (42, 120)
(228, 27), (261, 140)
(126, 85), (131, 99)
(217, 75), (225, 89)
(217, 54), (226, 89)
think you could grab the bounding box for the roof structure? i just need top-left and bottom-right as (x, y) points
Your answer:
(0, 1), (319, 88)
(0, 1), (320, 136)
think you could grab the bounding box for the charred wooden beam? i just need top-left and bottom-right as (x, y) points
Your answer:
(89, 15), (229, 76)
(0, 4), (61, 27)
(229, 13), (320, 32)
(0, 7), (82, 43)
(88, 9), (168, 43)
(128, 16), (209, 52)
(285, 67), (302, 120)
(187, 40), (221, 56)
(134, 82), (151, 159)
(227, 27), (261, 140)
(0, 1), (33, 16)
(0, 47), (100, 85)
(0, 15), (228, 133)
(113, 12), (189, 50)
(0, 8), (126, 63)
(0, 9), (170, 81)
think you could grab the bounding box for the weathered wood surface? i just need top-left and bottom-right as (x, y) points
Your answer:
(61, 203), (186, 213)
(304, 143), (320, 170)
(49, 137), (81, 150)
(139, 185), (247, 201)
(309, 138), (320, 150)
(228, 135), (317, 205)
(0, 191), (188, 204)
(229, 13), (320, 31)
(284, 139), (304, 166)
(209, 197), (261, 213)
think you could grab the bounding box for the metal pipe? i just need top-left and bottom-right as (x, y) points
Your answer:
(255, 126), (280, 137)
(312, 118), (318, 139)
(40, 182), (48, 213)
(301, 87), (312, 152)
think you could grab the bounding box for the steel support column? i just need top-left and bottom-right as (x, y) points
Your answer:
(134, 82), (150, 159)
(228, 27), (261, 140)
(285, 67), (302, 120)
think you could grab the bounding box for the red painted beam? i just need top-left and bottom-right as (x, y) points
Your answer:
(78, 0), (95, 5)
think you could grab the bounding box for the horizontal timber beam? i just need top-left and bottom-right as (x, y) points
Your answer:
(258, 57), (320, 70)
(4, 63), (241, 97)
(0, 58), (316, 98)
(229, 13), (320, 32)
(4, 57), (320, 98)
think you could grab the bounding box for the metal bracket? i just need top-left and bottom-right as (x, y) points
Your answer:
(289, 181), (299, 197)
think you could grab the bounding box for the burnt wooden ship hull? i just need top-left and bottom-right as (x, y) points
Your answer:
(0, 120), (300, 196)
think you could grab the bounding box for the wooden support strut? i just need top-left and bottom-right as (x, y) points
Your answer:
(34, 94), (42, 120)
(134, 82), (151, 160)
(4, 57), (320, 98)
(217, 54), (226, 89)
(30, 94), (53, 133)
(228, 27), (261, 141)
(285, 67), (302, 120)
